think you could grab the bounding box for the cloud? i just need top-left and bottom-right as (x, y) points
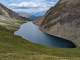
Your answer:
(9, 0), (59, 13)
(9, 2), (40, 8)
(9, 0), (58, 9)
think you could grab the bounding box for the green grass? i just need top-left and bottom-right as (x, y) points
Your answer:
(0, 26), (80, 60)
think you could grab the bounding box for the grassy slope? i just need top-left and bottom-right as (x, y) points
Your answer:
(0, 23), (80, 60)
(0, 15), (26, 31)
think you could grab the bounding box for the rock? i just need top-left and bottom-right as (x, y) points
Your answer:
(36, 0), (80, 47)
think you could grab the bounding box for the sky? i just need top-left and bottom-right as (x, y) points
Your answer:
(0, 0), (59, 16)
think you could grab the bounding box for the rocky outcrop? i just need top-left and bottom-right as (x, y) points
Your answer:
(36, 0), (80, 47)
(0, 3), (26, 31)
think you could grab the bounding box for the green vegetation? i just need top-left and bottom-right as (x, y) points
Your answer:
(0, 15), (26, 31)
(0, 25), (80, 60)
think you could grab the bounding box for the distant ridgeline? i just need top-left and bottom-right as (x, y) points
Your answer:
(35, 0), (80, 47)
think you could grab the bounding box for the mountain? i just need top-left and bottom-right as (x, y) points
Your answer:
(17, 12), (45, 20)
(0, 2), (80, 60)
(0, 3), (27, 20)
(0, 3), (26, 31)
(35, 0), (80, 47)
(17, 12), (31, 18)
(30, 11), (45, 20)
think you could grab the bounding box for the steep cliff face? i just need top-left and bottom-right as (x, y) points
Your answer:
(37, 0), (80, 47)
(0, 3), (26, 31)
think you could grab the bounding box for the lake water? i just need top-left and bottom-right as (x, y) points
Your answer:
(15, 22), (76, 48)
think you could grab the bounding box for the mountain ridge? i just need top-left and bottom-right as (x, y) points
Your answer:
(0, 3), (28, 20)
(0, 3), (26, 31)
(35, 0), (80, 47)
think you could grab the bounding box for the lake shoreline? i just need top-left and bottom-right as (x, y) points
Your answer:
(15, 21), (76, 48)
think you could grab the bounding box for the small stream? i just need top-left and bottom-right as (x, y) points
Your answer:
(15, 21), (76, 48)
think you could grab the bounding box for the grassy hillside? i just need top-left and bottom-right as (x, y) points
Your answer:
(0, 25), (80, 60)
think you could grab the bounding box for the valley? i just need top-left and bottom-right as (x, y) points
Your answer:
(0, 0), (80, 60)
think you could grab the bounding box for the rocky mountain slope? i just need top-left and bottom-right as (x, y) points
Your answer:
(0, 3), (27, 20)
(35, 0), (80, 47)
(0, 3), (26, 31)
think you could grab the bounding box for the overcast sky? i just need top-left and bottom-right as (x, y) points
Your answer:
(0, 0), (59, 14)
